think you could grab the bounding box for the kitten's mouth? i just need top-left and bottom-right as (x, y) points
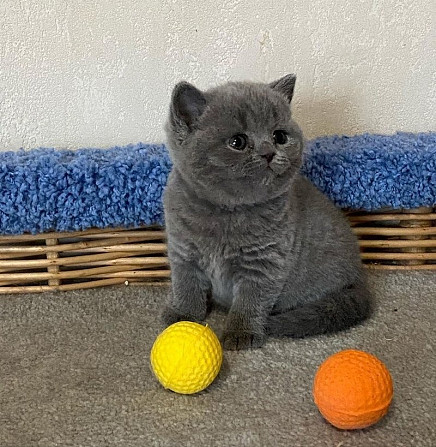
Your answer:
(261, 163), (290, 185)
(267, 163), (289, 176)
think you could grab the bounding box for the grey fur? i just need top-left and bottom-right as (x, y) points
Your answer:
(162, 75), (372, 350)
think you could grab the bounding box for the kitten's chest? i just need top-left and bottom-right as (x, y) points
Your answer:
(197, 233), (238, 306)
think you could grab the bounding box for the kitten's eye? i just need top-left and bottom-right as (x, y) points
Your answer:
(273, 130), (289, 145)
(228, 134), (247, 151)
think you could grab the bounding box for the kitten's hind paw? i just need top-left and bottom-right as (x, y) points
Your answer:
(221, 331), (266, 350)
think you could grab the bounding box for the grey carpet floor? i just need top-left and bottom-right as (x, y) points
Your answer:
(1, 271), (435, 447)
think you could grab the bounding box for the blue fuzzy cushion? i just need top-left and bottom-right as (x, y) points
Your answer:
(303, 132), (436, 211)
(0, 144), (171, 235)
(0, 132), (435, 235)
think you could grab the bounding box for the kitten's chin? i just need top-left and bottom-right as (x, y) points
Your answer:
(261, 171), (293, 192)
(269, 164), (286, 175)
(261, 168), (276, 186)
(266, 162), (294, 179)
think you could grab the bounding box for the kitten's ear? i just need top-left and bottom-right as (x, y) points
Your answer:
(269, 74), (296, 103)
(170, 81), (207, 129)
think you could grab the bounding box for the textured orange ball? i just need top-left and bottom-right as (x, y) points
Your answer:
(313, 349), (393, 430)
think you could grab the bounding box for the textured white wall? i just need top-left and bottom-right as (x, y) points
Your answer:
(0, 0), (434, 151)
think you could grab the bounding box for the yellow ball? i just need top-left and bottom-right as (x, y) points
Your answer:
(150, 321), (223, 394)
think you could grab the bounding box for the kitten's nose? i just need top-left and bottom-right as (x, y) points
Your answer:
(259, 142), (276, 164)
(262, 152), (275, 164)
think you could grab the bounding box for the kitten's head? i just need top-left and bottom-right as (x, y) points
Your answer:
(165, 74), (303, 206)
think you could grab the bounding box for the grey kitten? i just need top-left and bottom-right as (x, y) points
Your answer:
(162, 74), (372, 350)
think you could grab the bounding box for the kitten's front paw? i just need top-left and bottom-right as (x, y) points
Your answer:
(161, 306), (204, 327)
(161, 306), (184, 326)
(221, 331), (266, 350)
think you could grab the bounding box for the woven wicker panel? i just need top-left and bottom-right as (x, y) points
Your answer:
(0, 227), (169, 294)
(347, 207), (436, 270)
(0, 207), (434, 294)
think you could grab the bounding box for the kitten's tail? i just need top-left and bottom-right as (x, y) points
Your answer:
(266, 282), (373, 338)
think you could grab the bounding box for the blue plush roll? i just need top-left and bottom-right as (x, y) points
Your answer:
(302, 132), (435, 211)
(0, 133), (435, 235)
(0, 144), (171, 235)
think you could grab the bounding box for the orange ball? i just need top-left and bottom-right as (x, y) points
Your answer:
(313, 349), (393, 430)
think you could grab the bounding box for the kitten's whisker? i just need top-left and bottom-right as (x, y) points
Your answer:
(242, 159), (262, 169)
(273, 155), (289, 165)
(242, 162), (260, 171)
(241, 160), (263, 175)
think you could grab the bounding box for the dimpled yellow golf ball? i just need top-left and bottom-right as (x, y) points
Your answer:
(150, 321), (223, 394)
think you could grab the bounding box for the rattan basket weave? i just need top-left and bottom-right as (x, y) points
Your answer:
(0, 207), (434, 294)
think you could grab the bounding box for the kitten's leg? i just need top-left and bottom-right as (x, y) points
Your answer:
(161, 261), (211, 326)
(222, 281), (277, 350)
